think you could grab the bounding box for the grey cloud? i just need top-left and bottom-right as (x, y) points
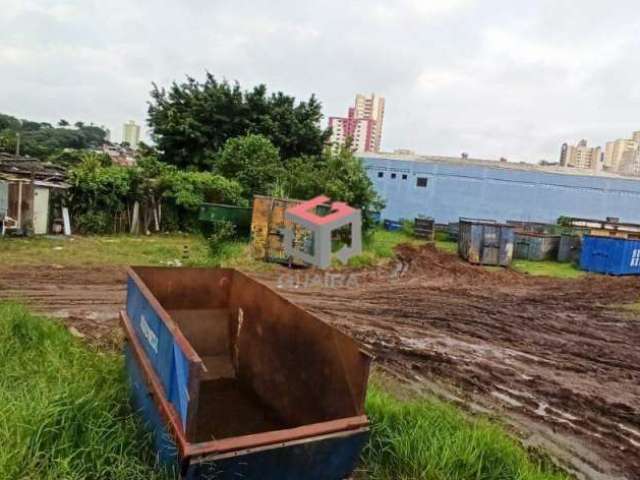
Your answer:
(0, 0), (638, 160)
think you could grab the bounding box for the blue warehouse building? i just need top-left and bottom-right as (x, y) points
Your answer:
(359, 153), (640, 224)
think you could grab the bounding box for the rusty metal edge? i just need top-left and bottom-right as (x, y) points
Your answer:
(231, 269), (375, 361)
(187, 416), (370, 457)
(190, 426), (370, 464)
(120, 310), (370, 460)
(127, 266), (204, 366)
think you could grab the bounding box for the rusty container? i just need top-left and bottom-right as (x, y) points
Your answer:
(121, 267), (371, 479)
(458, 219), (514, 266)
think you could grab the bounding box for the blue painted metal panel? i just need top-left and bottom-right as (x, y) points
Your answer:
(185, 431), (369, 480)
(580, 236), (640, 275)
(124, 345), (179, 466)
(126, 343), (368, 479)
(126, 277), (191, 430)
(383, 219), (402, 231)
(362, 156), (640, 224)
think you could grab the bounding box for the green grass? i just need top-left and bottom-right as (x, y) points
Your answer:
(0, 234), (267, 270)
(362, 385), (568, 480)
(511, 260), (585, 279)
(0, 302), (174, 480)
(434, 231), (458, 255)
(347, 229), (426, 268)
(431, 233), (586, 279)
(0, 302), (570, 479)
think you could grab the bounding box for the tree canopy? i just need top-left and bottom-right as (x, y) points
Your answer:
(215, 134), (285, 197)
(147, 74), (331, 169)
(0, 112), (109, 158)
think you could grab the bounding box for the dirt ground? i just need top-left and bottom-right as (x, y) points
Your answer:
(1, 245), (639, 480)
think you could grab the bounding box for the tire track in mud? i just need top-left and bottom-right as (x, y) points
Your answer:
(1, 246), (640, 479)
(264, 244), (640, 480)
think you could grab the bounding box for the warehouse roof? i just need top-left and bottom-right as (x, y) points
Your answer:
(359, 151), (640, 181)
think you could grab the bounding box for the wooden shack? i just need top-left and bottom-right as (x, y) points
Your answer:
(0, 153), (68, 235)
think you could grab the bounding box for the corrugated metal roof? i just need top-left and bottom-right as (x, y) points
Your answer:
(0, 153), (68, 187)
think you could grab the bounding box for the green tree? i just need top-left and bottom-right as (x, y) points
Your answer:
(0, 112), (108, 157)
(148, 74), (330, 169)
(215, 134), (285, 197)
(281, 147), (384, 230)
(321, 147), (385, 229)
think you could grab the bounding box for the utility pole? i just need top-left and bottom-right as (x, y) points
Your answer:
(15, 119), (22, 156)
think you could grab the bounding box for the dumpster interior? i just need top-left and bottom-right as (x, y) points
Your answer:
(167, 307), (288, 442)
(132, 267), (370, 444)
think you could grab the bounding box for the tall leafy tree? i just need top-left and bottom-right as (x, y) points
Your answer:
(215, 134), (285, 197)
(282, 147), (385, 230)
(147, 74), (331, 169)
(0, 112), (108, 158)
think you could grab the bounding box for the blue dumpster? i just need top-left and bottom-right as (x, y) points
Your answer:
(122, 267), (371, 479)
(580, 235), (640, 275)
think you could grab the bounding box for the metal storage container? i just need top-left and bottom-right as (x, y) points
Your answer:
(580, 235), (640, 275)
(122, 267), (371, 479)
(199, 203), (252, 233)
(514, 232), (561, 261)
(557, 234), (582, 263)
(447, 222), (459, 241)
(458, 220), (514, 266)
(414, 217), (435, 241)
(383, 219), (402, 231)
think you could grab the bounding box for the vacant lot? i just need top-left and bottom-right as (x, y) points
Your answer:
(267, 244), (640, 480)
(1, 235), (638, 479)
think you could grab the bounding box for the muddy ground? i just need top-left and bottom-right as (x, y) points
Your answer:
(1, 245), (639, 480)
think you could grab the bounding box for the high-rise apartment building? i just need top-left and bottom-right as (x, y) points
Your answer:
(604, 138), (638, 171)
(560, 139), (602, 171)
(329, 94), (385, 152)
(122, 120), (141, 149)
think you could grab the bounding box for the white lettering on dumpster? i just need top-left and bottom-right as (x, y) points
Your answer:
(631, 249), (640, 268)
(140, 315), (158, 353)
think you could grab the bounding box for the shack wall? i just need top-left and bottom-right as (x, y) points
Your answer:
(0, 181), (7, 217)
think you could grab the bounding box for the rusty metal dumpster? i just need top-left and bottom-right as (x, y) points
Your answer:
(458, 220), (514, 266)
(122, 267), (371, 479)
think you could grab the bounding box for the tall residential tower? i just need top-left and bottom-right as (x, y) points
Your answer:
(329, 93), (385, 152)
(122, 120), (141, 149)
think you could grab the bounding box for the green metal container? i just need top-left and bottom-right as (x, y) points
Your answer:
(199, 203), (252, 234)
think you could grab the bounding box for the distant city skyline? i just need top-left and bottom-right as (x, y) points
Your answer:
(2, 2), (640, 163)
(561, 129), (640, 176)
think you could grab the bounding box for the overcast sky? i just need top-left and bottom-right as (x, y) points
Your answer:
(2, 0), (640, 162)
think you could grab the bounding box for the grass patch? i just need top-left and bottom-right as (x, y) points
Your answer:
(434, 231), (458, 255)
(511, 260), (585, 279)
(0, 303), (570, 479)
(0, 234), (267, 270)
(362, 385), (568, 480)
(0, 234), (211, 267)
(347, 229), (425, 268)
(0, 302), (173, 480)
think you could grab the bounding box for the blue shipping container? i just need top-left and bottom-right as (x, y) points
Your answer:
(122, 266), (372, 479)
(580, 235), (640, 275)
